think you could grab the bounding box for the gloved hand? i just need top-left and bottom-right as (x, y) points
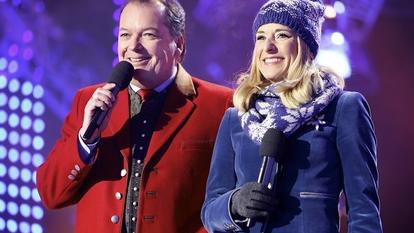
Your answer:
(230, 182), (277, 219)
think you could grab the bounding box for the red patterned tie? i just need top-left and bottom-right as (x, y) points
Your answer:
(137, 89), (154, 103)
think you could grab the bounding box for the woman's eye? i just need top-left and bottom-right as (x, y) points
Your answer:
(276, 33), (291, 39)
(256, 35), (265, 41)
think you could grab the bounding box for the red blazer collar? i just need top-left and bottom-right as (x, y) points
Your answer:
(107, 66), (196, 163)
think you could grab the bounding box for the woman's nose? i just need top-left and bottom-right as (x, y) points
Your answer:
(264, 38), (277, 53)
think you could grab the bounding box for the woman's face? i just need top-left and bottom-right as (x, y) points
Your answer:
(254, 23), (298, 82)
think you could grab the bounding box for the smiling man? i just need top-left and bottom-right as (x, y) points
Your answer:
(36, 1), (232, 233)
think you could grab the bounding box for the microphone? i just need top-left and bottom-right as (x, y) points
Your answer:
(83, 61), (134, 140)
(247, 128), (286, 229)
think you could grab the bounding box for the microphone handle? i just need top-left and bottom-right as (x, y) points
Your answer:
(246, 156), (275, 227)
(260, 163), (281, 233)
(82, 85), (120, 140)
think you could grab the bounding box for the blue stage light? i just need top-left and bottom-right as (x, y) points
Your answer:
(33, 102), (45, 116)
(0, 58), (7, 71)
(8, 61), (19, 74)
(8, 96), (20, 110)
(20, 151), (31, 165)
(20, 116), (32, 130)
(8, 167), (20, 181)
(0, 181), (5, 194)
(0, 218), (4, 231)
(0, 128), (7, 142)
(31, 223), (43, 233)
(20, 133), (32, 148)
(19, 221), (30, 233)
(8, 183), (19, 198)
(0, 199), (5, 212)
(8, 148), (19, 163)
(8, 131), (20, 146)
(21, 81), (33, 96)
(8, 79), (20, 93)
(0, 110), (7, 124)
(8, 113), (19, 128)
(33, 119), (45, 133)
(7, 201), (19, 215)
(32, 188), (41, 202)
(20, 186), (31, 200)
(0, 93), (8, 107)
(0, 165), (6, 178)
(32, 205), (44, 220)
(21, 98), (33, 113)
(21, 169), (31, 183)
(32, 85), (44, 99)
(0, 145), (6, 159)
(20, 203), (31, 217)
(6, 219), (18, 232)
(0, 75), (7, 89)
(32, 136), (44, 150)
(32, 153), (43, 167)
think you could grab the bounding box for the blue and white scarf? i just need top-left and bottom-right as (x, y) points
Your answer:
(239, 74), (342, 144)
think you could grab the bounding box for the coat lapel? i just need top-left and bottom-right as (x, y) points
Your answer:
(107, 88), (131, 160)
(145, 64), (196, 165)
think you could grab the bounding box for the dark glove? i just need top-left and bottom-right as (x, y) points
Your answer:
(230, 182), (277, 219)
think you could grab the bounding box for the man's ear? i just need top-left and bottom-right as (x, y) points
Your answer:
(175, 35), (185, 63)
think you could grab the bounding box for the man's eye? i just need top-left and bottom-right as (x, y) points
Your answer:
(143, 33), (157, 39)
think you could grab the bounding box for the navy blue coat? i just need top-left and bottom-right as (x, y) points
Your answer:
(201, 91), (382, 233)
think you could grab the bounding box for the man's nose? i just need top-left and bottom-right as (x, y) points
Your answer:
(129, 36), (144, 51)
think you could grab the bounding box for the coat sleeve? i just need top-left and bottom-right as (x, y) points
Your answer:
(201, 108), (244, 232)
(336, 92), (383, 233)
(36, 89), (96, 209)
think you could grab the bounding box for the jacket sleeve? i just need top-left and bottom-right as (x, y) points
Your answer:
(36, 89), (96, 209)
(201, 108), (244, 232)
(336, 92), (383, 233)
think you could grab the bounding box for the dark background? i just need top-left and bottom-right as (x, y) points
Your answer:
(1, 0), (413, 232)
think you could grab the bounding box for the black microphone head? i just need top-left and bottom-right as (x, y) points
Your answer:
(260, 128), (286, 161)
(108, 61), (134, 90)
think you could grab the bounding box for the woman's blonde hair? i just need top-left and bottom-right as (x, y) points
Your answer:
(233, 37), (344, 112)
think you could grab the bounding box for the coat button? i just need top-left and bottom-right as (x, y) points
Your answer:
(111, 215), (119, 224)
(120, 169), (127, 177)
(115, 192), (122, 200)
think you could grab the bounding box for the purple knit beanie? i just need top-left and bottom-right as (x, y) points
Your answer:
(253, 0), (325, 57)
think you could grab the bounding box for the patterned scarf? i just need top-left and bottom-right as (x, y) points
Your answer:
(239, 74), (342, 144)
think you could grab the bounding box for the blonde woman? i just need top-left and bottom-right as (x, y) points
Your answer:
(201, 0), (382, 232)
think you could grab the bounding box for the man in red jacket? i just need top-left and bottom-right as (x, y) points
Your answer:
(36, 0), (232, 232)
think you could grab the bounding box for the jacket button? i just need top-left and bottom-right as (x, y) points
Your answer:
(120, 169), (127, 177)
(115, 192), (122, 200)
(110, 215), (119, 224)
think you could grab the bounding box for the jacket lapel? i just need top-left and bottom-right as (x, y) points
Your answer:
(107, 88), (131, 160)
(145, 64), (196, 164)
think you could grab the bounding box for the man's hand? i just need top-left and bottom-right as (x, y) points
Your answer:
(79, 83), (116, 143)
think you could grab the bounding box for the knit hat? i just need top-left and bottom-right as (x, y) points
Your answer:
(252, 0), (325, 57)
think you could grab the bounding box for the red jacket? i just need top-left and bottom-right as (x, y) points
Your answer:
(36, 65), (233, 233)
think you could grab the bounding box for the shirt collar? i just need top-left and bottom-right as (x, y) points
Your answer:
(129, 65), (177, 93)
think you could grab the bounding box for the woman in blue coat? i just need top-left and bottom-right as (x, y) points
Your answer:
(201, 0), (382, 232)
